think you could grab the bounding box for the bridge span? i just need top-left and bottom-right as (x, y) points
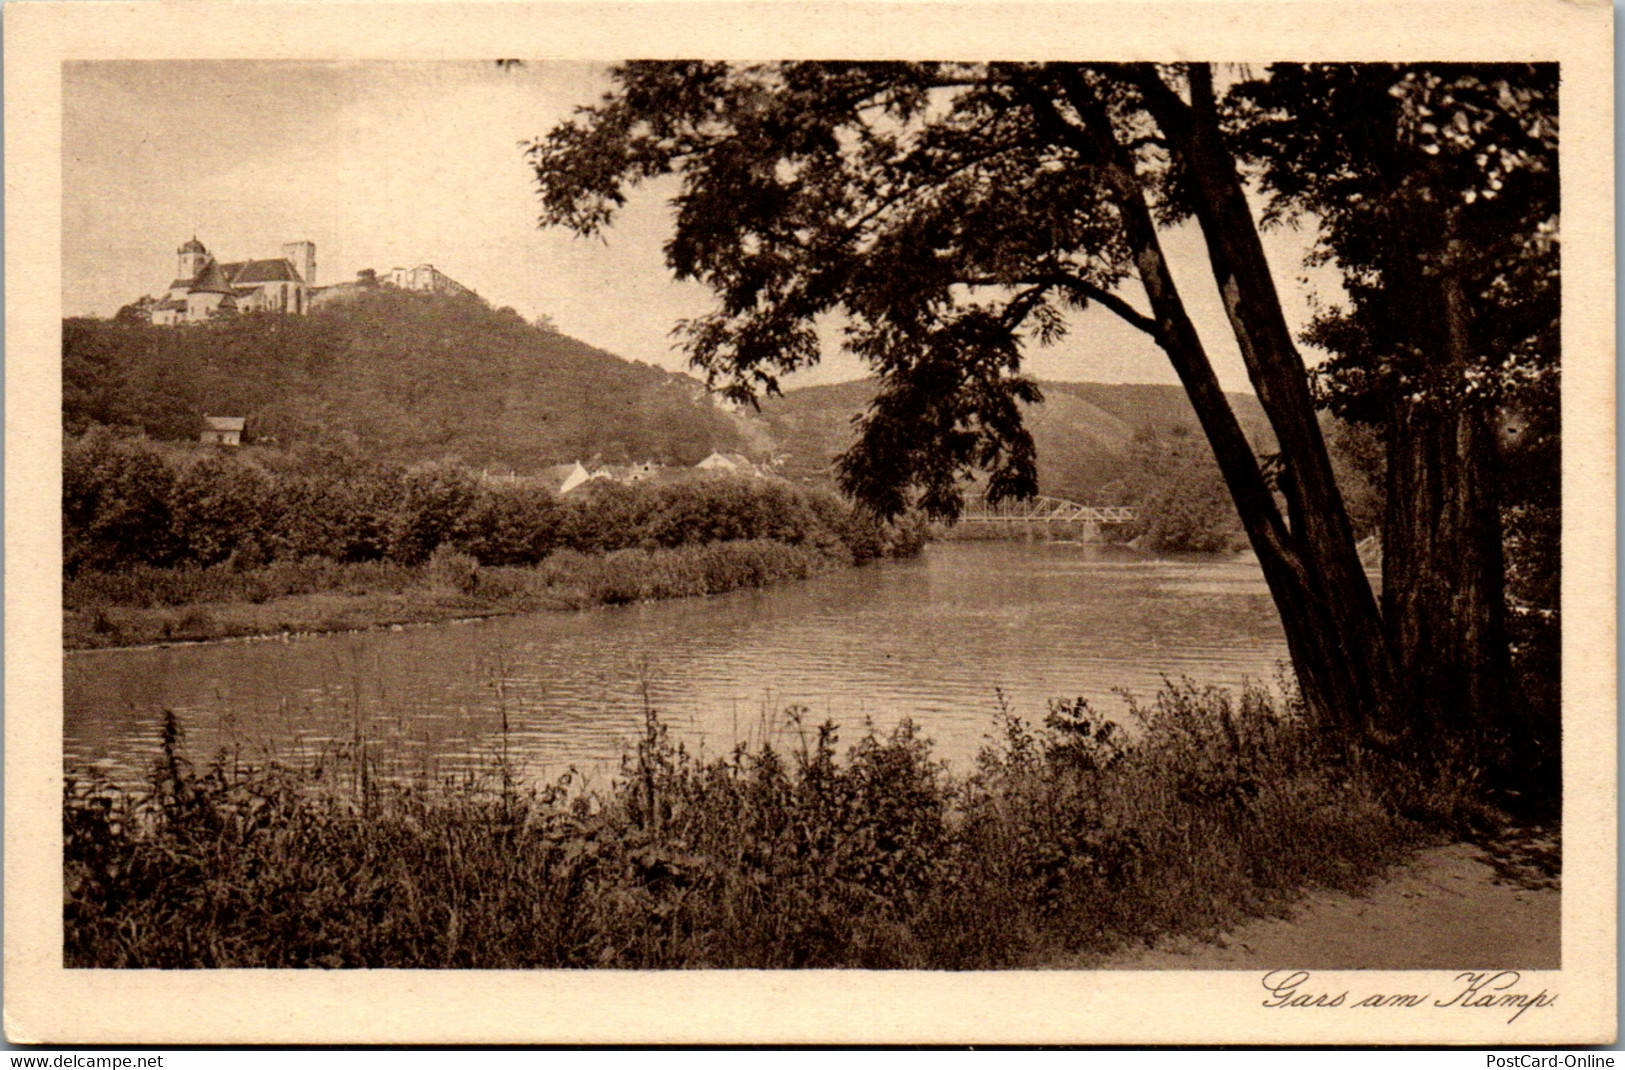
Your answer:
(957, 494), (1135, 538)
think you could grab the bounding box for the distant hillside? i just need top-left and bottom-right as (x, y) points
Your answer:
(63, 289), (746, 470)
(754, 378), (1272, 501)
(747, 380), (878, 484)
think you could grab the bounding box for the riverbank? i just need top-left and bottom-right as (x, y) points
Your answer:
(64, 539), (851, 651)
(65, 681), (1501, 969)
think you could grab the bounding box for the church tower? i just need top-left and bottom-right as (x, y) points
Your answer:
(282, 241), (316, 286)
(177, 236), (208, 280)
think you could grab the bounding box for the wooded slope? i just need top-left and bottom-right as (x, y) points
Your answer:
(64, 289), (747, 471)
(754, 378), (1273, 502)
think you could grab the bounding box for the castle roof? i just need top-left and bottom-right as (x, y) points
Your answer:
(223, 258), (303, 285)
(188, 259), (236, 295)
(178, 236), (207, 254)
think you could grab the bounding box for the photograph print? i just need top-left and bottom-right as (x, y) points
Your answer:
(13, 0), (1615, 1046)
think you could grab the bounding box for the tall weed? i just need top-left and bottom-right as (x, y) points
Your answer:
(66, 682), (1442, 969)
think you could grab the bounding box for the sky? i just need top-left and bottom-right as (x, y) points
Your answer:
(62, 60), (1341, 392)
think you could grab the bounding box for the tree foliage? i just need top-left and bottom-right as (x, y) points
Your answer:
(1122, 427), (1243, 554)
(1232, 65), (1557, 422)
(534, 62), (1148, 517)
(61, 433), (907, 576)
(1231, 64), (1558, 771)
(531, 61), (1558, 783)
(531, 61), (1398, 745)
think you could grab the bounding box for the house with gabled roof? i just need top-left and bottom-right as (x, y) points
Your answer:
(695, 451), (768, 478)
(540, 462), (594, 496)
(199, 416), (246, 446)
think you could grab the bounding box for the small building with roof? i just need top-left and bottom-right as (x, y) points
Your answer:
(539, 462), (594, 496)
(695, 451), (768, 478)
(199, 416), (246, 446)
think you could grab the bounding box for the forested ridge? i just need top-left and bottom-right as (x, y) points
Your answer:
(67, 285), (1310, 552)
(758, 377), (1271, 498)
(64, 288), (748, 470)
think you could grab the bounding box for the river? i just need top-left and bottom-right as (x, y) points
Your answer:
(64, 542), (1291, 787)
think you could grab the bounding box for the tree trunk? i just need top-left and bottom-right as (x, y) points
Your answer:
(1147, 64), (1518, 775)
(1383, 398), (1510, 755)
(1384, 224), (1514, 764)
(1122, 64), (1402, 743)
(1050, 70), (1396, 745)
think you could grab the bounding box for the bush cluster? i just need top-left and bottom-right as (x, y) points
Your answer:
(64, 682), (1439, 969)
(1118, 427), (1246, 554)
(63, 429), (920, 577)
(62, 541), (848, 649)
(499, 541), (837, 608)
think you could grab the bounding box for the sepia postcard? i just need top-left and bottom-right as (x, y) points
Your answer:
(4, 0), (1615, 1047)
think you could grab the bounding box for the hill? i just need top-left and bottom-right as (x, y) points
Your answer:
(63, 289), (746, 470)
(753, 378), (1272, 501)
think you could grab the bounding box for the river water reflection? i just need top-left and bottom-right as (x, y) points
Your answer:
(65, 542), (1291, 786)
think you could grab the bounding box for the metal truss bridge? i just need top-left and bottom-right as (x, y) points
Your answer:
(959, 494), (1136, 527)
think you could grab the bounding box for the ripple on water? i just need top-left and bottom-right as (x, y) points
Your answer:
(65, 543), (1292, 788)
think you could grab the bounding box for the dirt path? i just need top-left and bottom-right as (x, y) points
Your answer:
(1098, 832), (1561, 970)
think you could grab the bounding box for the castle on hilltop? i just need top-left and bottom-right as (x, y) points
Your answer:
(143, 237), (475, 325)
(149, 237), (316, 325)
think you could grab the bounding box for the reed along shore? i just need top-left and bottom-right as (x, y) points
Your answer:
(65, 681), (1506, 970)
(65, 538), (883, 650)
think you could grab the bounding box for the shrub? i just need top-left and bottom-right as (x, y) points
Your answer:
(64, 558), (420, 611)
(1121, 427), (1245, 554)
(60, 432), (922, 597)
(64, 682), (1440, 969)
(426, 546), (481, 596)
(456, 484), (565, 566)
(63, 430), (180, 573)
(559, 480), (657, 553)
(265, 466), (398, 563)
(167, 453), (273, 567)
(388, 463), (480, 565)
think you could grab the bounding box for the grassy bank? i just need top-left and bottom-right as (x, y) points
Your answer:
(65, 682), (1484, 969)
(64, 539), (848, 650)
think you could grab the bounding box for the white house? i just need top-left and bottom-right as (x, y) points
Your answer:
(695, 451), (766, 478)
(541, 462), (594, 495)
